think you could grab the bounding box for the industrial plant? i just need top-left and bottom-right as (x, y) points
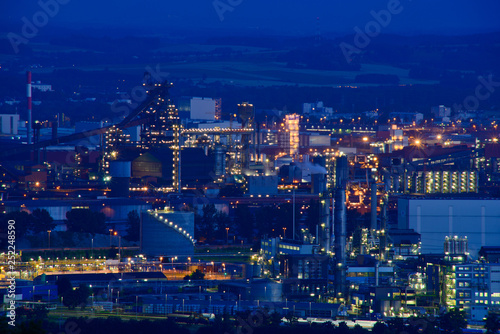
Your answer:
(1, 5), (500, 332)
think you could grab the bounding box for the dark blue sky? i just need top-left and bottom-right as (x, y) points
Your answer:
(2, 0), (500, 36)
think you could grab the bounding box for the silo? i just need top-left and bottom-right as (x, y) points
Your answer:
(459, 237), (468, 255)
(335, 156), (349, 188)
(311, 173), (327, 194)
(244, 263), (262, 279)
(253, 264), (262, 278)
(110, 161), (131, 197)
(250, 279), (282, 302)
(444, 236), (450, 254)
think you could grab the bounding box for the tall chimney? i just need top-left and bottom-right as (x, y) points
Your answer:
(334, 184), (347, 300)
(371, 182), (378, 231)
(27, 71), (32, 145)
(333, 155), (349, 300)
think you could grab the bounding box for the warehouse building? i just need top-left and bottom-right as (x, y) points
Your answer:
(397, 196), (500, 256)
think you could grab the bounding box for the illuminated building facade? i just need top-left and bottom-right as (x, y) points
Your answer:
(286, 114), (300, 157)
(278, 114), (300, 159)
(102, 125), (130, 174)
(444, 263), (500, 319)
(140, 84), (181, 191)
(403, 170), (478, 194)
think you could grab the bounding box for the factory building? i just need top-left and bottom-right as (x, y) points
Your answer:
(380, 145), (480, 194)
(0, 161), (47, 191)
(280, 254), (330, 299)
(347, 265), (394, 286)
(141, 209), (195, 258)
(443, 263), (500, 320)
(248, 175), (279, 196)
(397, 196), (500, 256)
(177, 97), (221, 121)
(219, 279), (283, 302)
(0, 114), (20, 135)
(127, 147), (215, 187)
(261, 238), (316, 259)
(404, 170), (478, 194)
(278, 114), (300, 157)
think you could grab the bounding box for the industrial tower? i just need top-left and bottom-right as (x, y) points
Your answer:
(140, 82), (182, 191)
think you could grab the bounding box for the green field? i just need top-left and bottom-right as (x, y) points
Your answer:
(27, 42), (438, 88)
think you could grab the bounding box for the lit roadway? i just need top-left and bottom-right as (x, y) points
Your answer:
(181, 128), (253, 134)
(2, 256), (243, 280)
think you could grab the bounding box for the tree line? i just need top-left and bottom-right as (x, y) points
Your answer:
(0, 208), (141, 249)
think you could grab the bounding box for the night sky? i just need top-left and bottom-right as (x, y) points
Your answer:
(1, 0), (500, 37)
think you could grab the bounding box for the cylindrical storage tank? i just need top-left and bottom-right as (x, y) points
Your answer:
(250, 279), (282, 302)
(458, 239), (463, 254)
(312, 173), (327, 194)
(110, 161), (132, 197)
(110, 161), (132, 178)
(444, 237), (450, 254)
(335, 156), (348, 187)
(393, 300), (402, 313)
(252, 264), (262, 278)
(450, 239), (456, 254)
(245, 264), (254, 279)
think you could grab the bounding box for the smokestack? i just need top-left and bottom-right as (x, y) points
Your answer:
(333, 155), (349, 300)
(319, 196), (330, 252)
(334, 184), (347, 299)
(371, 183), (378, 231)
(256, 121), (261, 162)
(27, 71), (32, 145)
(334, 187), (347, 266)
(379, 194), (388, 261)
(335, 156), (349, 188)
